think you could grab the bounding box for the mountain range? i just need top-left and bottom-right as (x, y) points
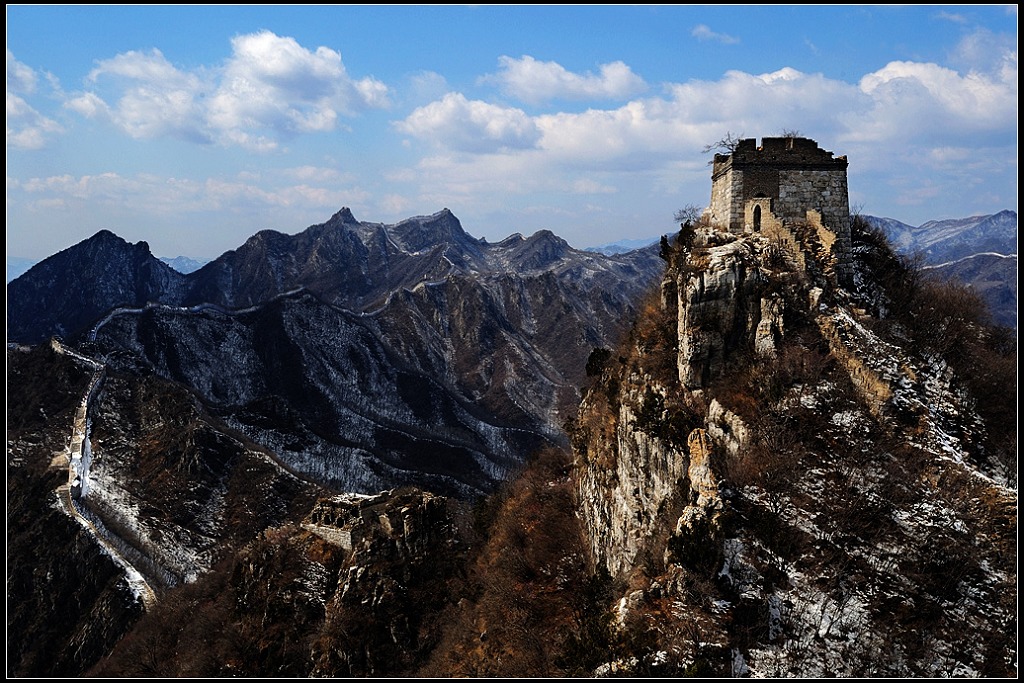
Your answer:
(6, 206), (1016, 677)
(864, 210), (1017, 328)
(8, 208), (663, 496)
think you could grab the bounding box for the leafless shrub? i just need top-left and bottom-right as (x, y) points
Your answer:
(702, 131), (744, 155)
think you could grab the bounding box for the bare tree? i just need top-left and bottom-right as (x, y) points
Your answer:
(673, 204), (703, 225)
(701, 131), (744, 155)
(780, 128), (802, 138)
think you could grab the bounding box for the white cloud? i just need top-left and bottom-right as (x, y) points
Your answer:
(15, 168), (362, 212)
(7, 92), (64, 149)
(208, 31), (388, 139)
(65, 91), (110, 118)
(691, 24), (740, 45)
(6, 52), (64, 149)
(282, 165), (351, 183)
(483, 55), (647, 104)
(68, 31), (390, 150)
(934, 11), (968, 24)
(855, 58), (1017, 142)
(949, 28), (1018, 75)
(7, 50), (38, 93)
(80, 49), (211, 143)
(571, 178), (617, 194)
(8, 168), (375, 257)
(533, 68), (859, 167)
(87, 48), (195, 86)
(389, 50), (1017, 232)
(515, 57), (1012, 167)
(395, 92), (541, 153)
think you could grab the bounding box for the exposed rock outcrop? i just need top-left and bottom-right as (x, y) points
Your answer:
(676, 236), (768, 388)
(572, 221), (1016, 676)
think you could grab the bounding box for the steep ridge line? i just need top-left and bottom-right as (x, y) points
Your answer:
(50, 339), (157, 610)
(87, 286), (307, 342)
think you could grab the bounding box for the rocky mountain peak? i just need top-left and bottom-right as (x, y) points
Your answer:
(72, 229), (152, 261)
(570, 218), (1015, 675)
(328, 206), (359, 225)
(89, 228), (127, 244)
(8, 229), (187, 344)
(502, 229), (572, 271)
(389, 208), (478, 254)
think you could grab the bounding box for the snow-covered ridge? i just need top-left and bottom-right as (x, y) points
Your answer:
(922, 251), (1017, 270)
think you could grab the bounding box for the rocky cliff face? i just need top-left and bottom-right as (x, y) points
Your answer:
(572, 221), (1016, 676)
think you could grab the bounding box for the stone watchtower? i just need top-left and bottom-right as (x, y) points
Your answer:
(705, 136), (853, 285)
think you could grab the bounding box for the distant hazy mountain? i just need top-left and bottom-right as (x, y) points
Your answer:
(6, 254), (209, 282)
(159, 255), (210, 274)
(864, 210), (1017, 328)
(6, 257), (38, 283)
(585, 236), (659, 255)
(924, 253), (1017, 329)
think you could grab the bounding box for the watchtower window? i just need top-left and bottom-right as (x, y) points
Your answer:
(753, 205), (762, 232)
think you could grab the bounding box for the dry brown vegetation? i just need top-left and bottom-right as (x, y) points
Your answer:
(421, 447), (596, 676)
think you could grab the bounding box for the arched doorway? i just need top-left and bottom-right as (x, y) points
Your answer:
(753, 205), (762, 232)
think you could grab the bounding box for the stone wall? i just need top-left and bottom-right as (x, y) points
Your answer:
(706, 137), (852, 285)
(708, 164), (743, 233)
(775, 168), (849, 236)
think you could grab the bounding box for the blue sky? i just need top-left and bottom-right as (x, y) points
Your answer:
(6, 5), (1018, 259)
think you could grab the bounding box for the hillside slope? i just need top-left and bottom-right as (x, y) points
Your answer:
(569, 217), (1016, 675)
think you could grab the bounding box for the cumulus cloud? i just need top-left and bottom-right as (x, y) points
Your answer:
(403, 43), (1016, 176)
(65, 91), (110, 118)
(532, 67), (860, 168)
(390, 47), (1016, 231)
(855, 58), (1017, 142)
(7, 93), (64, 149)
(483, 55), (647, 104)
(6, 51), (63, 149)
(691, 24), (740, 45)
(208, 31), (388, 138)
(395, 92), (541, 153)
(67, 31), (390, 150)
(76, 48), (211, 143)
